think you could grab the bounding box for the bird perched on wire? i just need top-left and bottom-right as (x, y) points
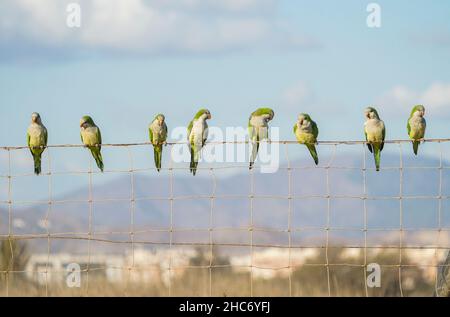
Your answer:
(248, 108), (275, 170)
(149, 114), (168, 172)
(187, 109), (212, 176)
(80, 115), (104, 172)
(27, 112), (48, 175)
(294, 113), (319, 165)
(364, 107), (385, 172)
(407, 105), (426, 155)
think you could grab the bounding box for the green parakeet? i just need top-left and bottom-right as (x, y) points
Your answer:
(187, 109), (211, 176)
(293, 113), (319, 165)
(364, 107), (385, 172)
(407, 105), (426, 155)
(149, 114), (168, 172)
(27, 112), (48, 175)
(80, 116), (104, 172)
(248, 108), (274, 170)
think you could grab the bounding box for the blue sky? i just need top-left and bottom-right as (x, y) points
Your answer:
(1, 0), (450, 197)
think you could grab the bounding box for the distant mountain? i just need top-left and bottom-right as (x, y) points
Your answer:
(1, 154), (448, 253)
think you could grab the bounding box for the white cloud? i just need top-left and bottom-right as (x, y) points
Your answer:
(378, 82), (450, 117)
(281, 81), (315, 108)
(0, 0), (316, 59)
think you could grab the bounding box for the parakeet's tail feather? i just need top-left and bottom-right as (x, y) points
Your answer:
(374, 145), (381, 172)
(413, 141), (420, 156)
(192, 161), (198, 176)
(190, 147), (199, 176)
(306, 144), (319, 165)
(154, 146), (162, 172)
(33, 154), (42, 175)
(249, 140), (259, 170)
(91, 148), (104, 172)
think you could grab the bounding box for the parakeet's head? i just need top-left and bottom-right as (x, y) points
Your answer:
(297, 113), (312, 126)
(364, 107), (380, 120)
(266, 109), (275, 121)
(194, 109), (212, 120)
(411, 105), (425, 118)
(80, 116), (95, 128)
(31, 112), (42, 124)
(253, 108), (275, 121)
(155, 114), (165, 126)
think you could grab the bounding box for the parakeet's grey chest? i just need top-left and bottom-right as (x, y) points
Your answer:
(150, 122), (167, 142)
(409, 116), (426, 133)
(364, 119), (385, 143)
(81, 126), (100, 146)
(365, 119), (384, 135)
(27, 124), (46, 145)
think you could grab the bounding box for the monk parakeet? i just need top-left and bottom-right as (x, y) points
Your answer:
(27, 112), (48, 175)
(80, 116), (104, 172)
(187, 109), (211, 176)
(364, 107), (385, 172)
(248, 108), (274, 170)
(294, 113), (319, 165)
(149, 114), (168, 172)
(407, 105), (426, 155)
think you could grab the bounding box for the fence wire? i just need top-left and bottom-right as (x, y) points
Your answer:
(0, 138), (449, 297)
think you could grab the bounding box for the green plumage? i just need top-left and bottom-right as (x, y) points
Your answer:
(90, 147), (104, 172)
(149, 114), (168, 172)
(294, 113), (319, 165)
(27, 113), (48, 175)
(372, 143), (381, 172)
(190, 144), (200, 176)
(80, 116), (104, 172)
(248, 108), (275, 169)
(187, 109), (211, 176)
(407, 105), (426, 156)
(364, 107), (385, 172)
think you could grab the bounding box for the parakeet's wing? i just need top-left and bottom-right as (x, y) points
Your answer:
(312, 120), (319, 139)
(364, 130), (373, 153)
(380, 124), (386, 151)
(162, 123), (168, 142)
(149, 126), (154, 144)
(44, 127), (48, 146)
(248, 117), (254, 139)
(293, 124), (297, 134)
(203, 124), (208, 145)
(163, 123), (168, 142)
(407, 120), (411, 136)
(97, 128), (102, 149)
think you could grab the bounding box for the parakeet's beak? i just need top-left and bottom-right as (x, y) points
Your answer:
(207, 113), (212, 119)
(80, 120), (85, 128)
(299, 119), (304, 126)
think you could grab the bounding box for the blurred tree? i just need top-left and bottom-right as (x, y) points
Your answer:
(436, 251), (450, 297)
(0, 237), (30, 282)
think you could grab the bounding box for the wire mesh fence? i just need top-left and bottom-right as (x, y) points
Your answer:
(0, 139), (449, 297)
